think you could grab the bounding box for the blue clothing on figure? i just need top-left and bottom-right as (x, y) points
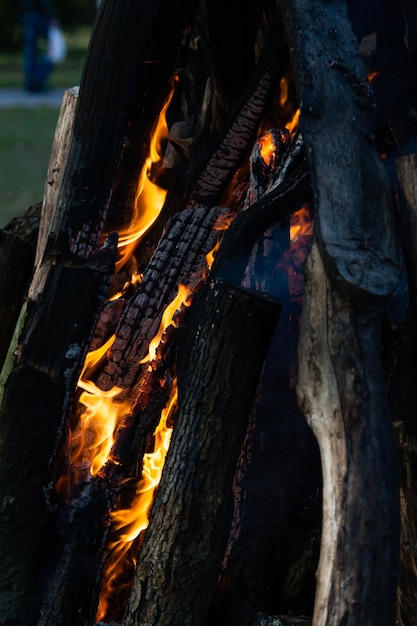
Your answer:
(21, 0), (55, 92)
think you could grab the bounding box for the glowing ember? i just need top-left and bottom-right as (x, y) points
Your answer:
(140, 283), (191, 365)
(70, 335), (130, 478)
(115, 77), (178, 272)
(96, 380), (178, 622)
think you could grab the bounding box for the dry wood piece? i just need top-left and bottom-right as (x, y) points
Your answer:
(124, 279), (281, 626)
(297, 245), (399, 626)
(33, 86), (79, 275)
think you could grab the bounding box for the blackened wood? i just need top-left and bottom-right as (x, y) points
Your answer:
(392, 155), (417, 625)
(97, 206), (227, 391)
(297, 244), (399, 626)
(211, 162), (311, 285)
(277, 2), (403, 624)
(38, 481), (110, 626)
(187, 72), (274, 207)
(38, 207), (224, 621)
(123, 279), (281, 626)
(277, 0), (403, 301)
(0, 230), (35, 370)
(0, 368), (65, 625)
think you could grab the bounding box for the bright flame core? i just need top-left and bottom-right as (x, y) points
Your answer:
(96, 380), (178, 622)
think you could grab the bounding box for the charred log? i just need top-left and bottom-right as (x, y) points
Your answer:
(123, 279), (281, 626)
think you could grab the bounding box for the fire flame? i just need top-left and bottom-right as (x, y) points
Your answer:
(258, 130), (276, 166)
(205, 212), (234, 270)
(115, 77), (178, 272)
(70, 335), (131, 478)
(96, 380), (178, 622)
(279, 75), (300, 137)
(290, 204), (314, 243)
(140, 283), (191, 365)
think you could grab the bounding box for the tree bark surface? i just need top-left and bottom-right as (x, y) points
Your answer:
(297, 245), (399, 626)
(276, 2), (403, 624)
(123, 279), (281, 626)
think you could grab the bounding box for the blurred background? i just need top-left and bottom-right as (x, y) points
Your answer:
(0, 0), (97, 227)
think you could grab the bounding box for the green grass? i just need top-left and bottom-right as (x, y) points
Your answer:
(0, 27), (91, 228)
(0, 107), (60, 227)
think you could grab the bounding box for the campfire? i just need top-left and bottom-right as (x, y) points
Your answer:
(0, 1), (416, 625)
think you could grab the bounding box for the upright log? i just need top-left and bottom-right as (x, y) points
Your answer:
(276, 0), (403, 624)
(123, 279), (281, 626)
(297, 245), (399, 625)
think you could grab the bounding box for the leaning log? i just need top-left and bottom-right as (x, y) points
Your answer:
(0, 1), (196, 622)
(123, 279), (281, 626)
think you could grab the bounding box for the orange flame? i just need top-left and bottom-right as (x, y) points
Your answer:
(96, 380), (178, 622)
(205, 212), (234, 269)
(279, 75), (300, 137)
(290, 204), (314, 243)
(69, 335), (131, 478)
(140, 284), (191, 365)
(258, 130), (276, 166)
(115, 78), (178, 272)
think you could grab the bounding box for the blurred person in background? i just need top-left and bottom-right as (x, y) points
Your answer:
(21, 0), (56, 92)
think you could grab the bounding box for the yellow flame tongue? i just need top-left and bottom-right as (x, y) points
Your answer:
(115, 78), (178, 272)
(96, 380), (178, 622)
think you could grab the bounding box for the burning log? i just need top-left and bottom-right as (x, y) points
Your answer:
(0, 0), (197, 622)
